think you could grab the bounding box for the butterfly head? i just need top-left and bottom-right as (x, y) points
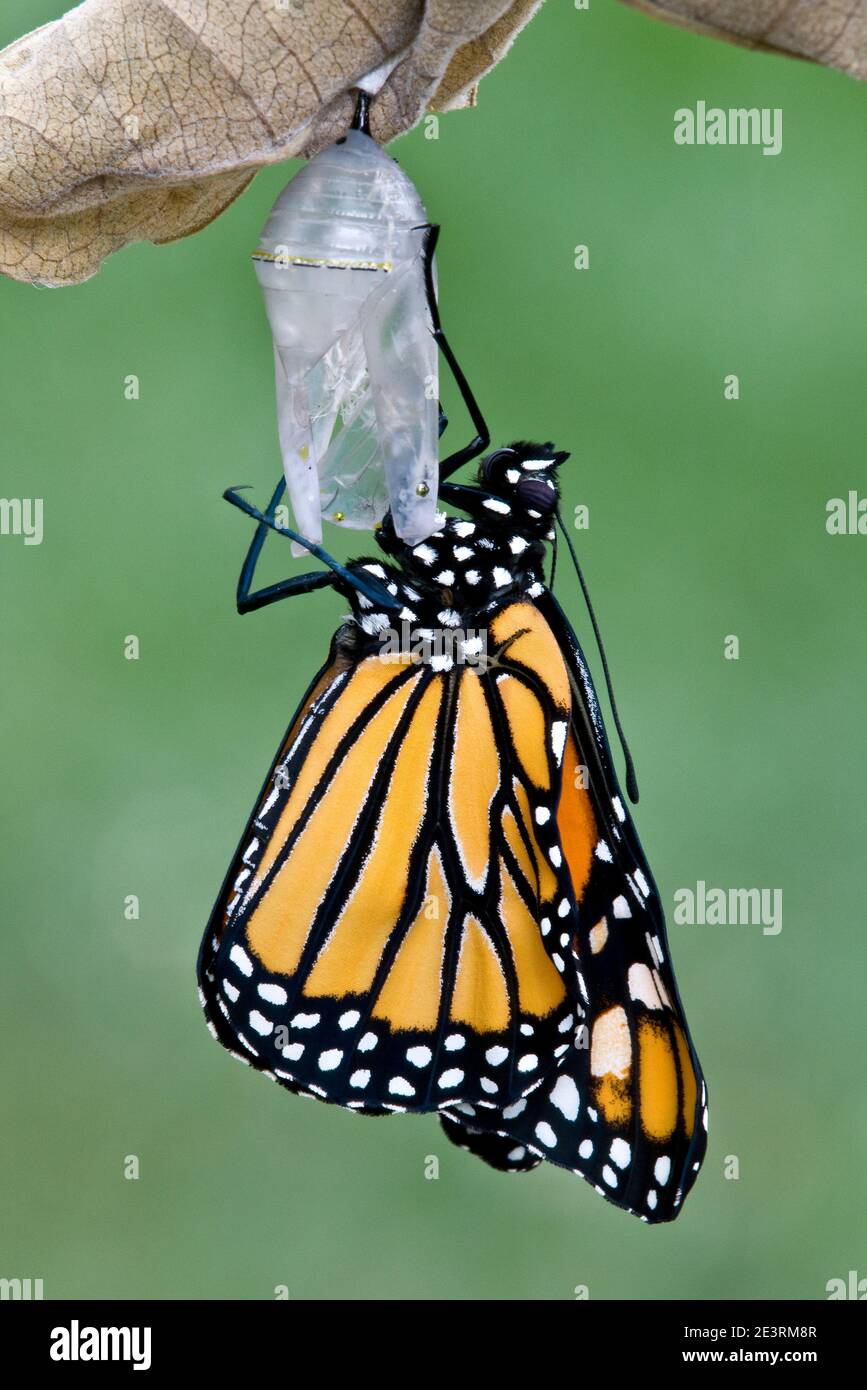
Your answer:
(478, 441), (568, 521)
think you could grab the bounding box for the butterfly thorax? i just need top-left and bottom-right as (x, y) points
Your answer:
(339, 512), (550, 670)
(338, 441), (567, 667)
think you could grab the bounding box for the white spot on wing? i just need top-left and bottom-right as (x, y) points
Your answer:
(229, 944), (253, 977)
(654, 1155), (671, 1186)
(610, 1137), (631, 1169)
(550, 1074), (580, 1121)
(551, 721), (568, 763)
(628, 962), (663, 1009)
(589, 918), (608, 954)
(406, 1046), (432, 1068)
(258, 983), (287, 1005)
(438, 1068), (464, 1089)
(502, 1098), (527, 1119)
(590, 1007), (631, 1079)
(535, 1121), (557, 1148)
(389, 1076), (415, 1097)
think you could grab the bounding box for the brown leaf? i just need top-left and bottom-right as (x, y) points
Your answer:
(0, 0), (544, 286)
(619, 1), (867, 79)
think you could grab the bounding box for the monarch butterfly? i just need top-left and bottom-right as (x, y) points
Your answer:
(197, 227), (707, 1224)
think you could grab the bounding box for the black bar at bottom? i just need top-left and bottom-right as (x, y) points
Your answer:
(0, 1298), (860, 1373)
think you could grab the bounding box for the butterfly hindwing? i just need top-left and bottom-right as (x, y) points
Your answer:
(441, 596), (708, 1221)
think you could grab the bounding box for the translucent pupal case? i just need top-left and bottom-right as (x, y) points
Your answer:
(253, 128), (439, 549)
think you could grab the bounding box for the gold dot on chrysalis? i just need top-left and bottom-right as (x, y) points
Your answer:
(333, 511), (345, 522)
(416, 482), (430, 497)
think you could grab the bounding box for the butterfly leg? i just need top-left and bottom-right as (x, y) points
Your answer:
(225, 482), (403, 614)
(231, 477), (333, 613)
(417, 223), (491, 482)
(436, 480), (523, 523)
(237, 564), (334, 615)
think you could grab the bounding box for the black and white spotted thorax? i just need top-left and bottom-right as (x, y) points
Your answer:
(340, 442), (567, 667)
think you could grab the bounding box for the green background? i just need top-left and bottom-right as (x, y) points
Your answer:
(1, 0), (865, 1301)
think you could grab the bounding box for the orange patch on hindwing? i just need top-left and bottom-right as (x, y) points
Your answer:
(557, 734), (597, 901)
(672, 1021), (698, 1137)
(638, 1017), (679, 1142)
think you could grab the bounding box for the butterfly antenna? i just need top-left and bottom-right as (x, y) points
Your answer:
(555, 507), (639, 803)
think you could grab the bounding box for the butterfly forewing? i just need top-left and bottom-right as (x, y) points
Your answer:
(198, 611), (588, 1113)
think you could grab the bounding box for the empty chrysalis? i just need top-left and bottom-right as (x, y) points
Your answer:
(253, 111), (439, 550)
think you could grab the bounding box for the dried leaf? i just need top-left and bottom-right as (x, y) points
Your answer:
(619, 1), (867, 80)
(0, 0), (544, 286)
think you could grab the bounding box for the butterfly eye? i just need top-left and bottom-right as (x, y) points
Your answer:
(515, 476), (558, 514)
(479, 448), (517, 486)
